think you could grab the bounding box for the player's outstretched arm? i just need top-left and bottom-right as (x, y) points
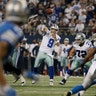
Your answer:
(68, 47), (75, 59)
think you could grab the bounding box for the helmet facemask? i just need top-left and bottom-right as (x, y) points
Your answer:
(50, 25), (59, 34)
(75, 33), (86, 45)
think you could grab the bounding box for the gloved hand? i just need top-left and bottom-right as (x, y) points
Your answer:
(6, 88), (17, 96)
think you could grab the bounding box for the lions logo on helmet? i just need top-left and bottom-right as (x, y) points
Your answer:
(75, 33), (86, 44)
(5, 0), (29, 23)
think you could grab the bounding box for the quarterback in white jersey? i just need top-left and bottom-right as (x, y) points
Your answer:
(39, 30), (60, 55)
(60, 33), (93, 85)
(34, 25), (60, 86)
(66, 33), (96, 96)
(59, 38), (72, 76)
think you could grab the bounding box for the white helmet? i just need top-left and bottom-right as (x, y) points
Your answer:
(64, 38), (69, 43)
(50, 24), (59, 33)
(75, 33), (86, 44)
(5, 0), (29, 23)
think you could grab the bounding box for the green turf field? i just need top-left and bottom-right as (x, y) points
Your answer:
(6, 75), (96, 96)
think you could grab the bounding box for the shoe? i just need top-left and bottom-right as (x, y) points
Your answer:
(31, 74), (40, 84)
(32, 80), (36, 84)
(21, 81), (26, 86)
(66, 92), (71, 96)
(32, 74), (39, 82)
(50, 81), (53, 86)
(59, 78), (66, 85)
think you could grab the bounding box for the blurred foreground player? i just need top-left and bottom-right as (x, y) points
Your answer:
(0, 0), (39, 96)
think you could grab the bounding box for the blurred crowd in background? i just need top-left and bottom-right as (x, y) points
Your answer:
(0, 0), (96, 43)
(0, 0), (96, 76)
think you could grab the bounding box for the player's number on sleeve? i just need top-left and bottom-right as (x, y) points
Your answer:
(76, 50), (87, 58)
(47, 39), (54, 48)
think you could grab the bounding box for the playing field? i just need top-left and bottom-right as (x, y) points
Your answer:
(7, 75), (96, 96)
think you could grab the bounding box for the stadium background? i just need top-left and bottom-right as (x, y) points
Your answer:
(0, 0), (96, 96)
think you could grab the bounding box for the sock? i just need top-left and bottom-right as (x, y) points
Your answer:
(20, 75), (25, 83)
(50, 79), (53, 82)
(24, 71), (36, 79)
(64, 73), (70, 80)
(48, 66), (54, 79)
(60, 71), (62, 76)
(71, 85), (85, 94)
(60, 66), (62, 71)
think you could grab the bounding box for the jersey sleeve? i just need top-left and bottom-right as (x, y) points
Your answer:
(57, 35), (61, 41)
(85, 40), (93, 48)
(46, 30), (51, 35)
(72, 41), (77, 48)
(0, 28), (24, 48)
(0, 30), (19, 47)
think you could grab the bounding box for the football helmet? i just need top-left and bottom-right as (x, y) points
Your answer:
(50, 24), (59, 33)
(75, 33), (86, 44)
(5, 0), (29, 23)
(64, 38), (69, 43)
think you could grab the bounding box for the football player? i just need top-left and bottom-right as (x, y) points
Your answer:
(0, 0), (38, 96)
(59, 33), (93, 85)
(33, 24), (61, 86)
(59, 38), (72, 76)
(66, 33), (96, 96)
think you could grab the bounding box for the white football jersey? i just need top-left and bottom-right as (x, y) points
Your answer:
(73, 40), (93, 60)
(60, 44), (72, 57)
(39, 30), (61, 55)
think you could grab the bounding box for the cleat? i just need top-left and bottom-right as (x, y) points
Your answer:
(21, 81), (26, 86)
(33, 74), (39, 82)
(32, 75), (40, 84)
(32, 80), (36, 84)
(59, 78), (66, 85)
(50, 81), (53, 86)
(66, 92), (71, 96)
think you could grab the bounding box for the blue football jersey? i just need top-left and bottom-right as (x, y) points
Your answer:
(0, 21), (24, 52)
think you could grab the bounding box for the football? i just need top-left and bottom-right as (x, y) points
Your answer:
(46, 8), (53, 15)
